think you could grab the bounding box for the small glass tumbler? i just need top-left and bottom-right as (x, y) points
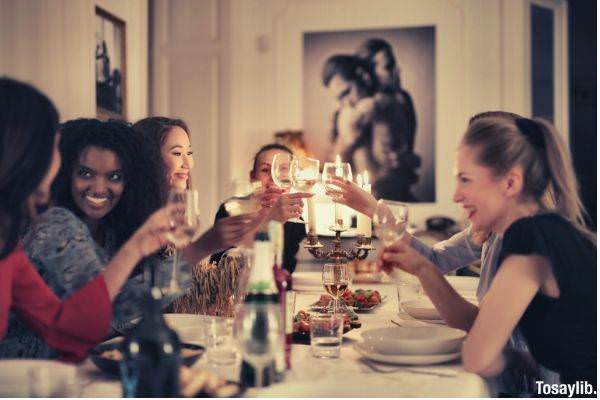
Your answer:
(310, 314), (344, 359)
(204, 317), (239, 365)
(396, 281), (421, 314)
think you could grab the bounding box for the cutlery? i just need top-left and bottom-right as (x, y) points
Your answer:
(361, 358), (458, 377)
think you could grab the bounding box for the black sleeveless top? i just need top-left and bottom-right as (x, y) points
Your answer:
(498, 214), (596, 387)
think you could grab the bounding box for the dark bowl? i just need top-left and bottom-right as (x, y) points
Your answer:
(89, 341), (205, 376)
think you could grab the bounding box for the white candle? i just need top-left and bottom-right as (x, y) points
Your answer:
(307, 196), (317, 234)
(334, 155), (343, 227)
(356, 171), (372, 238)
(362, 171), (372, 238)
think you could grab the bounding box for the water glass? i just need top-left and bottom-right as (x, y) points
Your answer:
(310, 314), (344, 359)
(396, 281), (421, 314)
(204, 317), (239, 365)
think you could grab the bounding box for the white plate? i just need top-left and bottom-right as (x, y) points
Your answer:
(354, 342), (461, 365)
(401, 298), (442, 320)
(0, 360), (79, 397)
(361, 326), (465, 355)
(445, 276), (479, 293)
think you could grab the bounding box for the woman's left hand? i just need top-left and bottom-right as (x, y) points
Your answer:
(376, 238), (435, 278)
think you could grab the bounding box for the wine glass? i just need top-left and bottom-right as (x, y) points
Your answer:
(372, 199), (408, 247)
(271, 153), (303, 224)
(289, 156), (320, 224)
(223, 179), (262, 216)
(164, 188), (201, 295)
(322, 263), (351, 315)
(322, 161), (353, 229)
(234, 303), (282, 387)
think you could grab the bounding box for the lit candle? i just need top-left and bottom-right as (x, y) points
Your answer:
(307, 196), (317, 234)
(334, 154), (343, 228)
(356, 171), (372, 238)
(362, 171), (372, 238)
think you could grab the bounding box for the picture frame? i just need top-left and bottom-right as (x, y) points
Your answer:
(95, 7), (127, 120)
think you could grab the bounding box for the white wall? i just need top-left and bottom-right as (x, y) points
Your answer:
(219, 0), (567, 228)
(0, 0), (148, 122)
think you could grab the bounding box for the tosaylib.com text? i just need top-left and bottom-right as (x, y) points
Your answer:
(536, 381), (596, 397)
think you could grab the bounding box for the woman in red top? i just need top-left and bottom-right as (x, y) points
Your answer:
(0, 78), (172, 361)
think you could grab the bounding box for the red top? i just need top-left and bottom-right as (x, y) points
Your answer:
(0, 247), (112, 361)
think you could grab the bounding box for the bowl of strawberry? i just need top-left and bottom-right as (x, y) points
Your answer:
(292, 311), (361, 344)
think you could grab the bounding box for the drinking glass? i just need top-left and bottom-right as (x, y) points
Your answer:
(164, 188), (201, 295)
(203, 317), (239, 365)
(234, 303), (282, 388)
(271, 153), (293, 190)
(322, 161), (352, 229)
(322, 263), (351, 314)
(223, 179), (262, 216)
(372, 199), (409, 246)
(310, 314), (344, 358)
(289, 156), (320, 224)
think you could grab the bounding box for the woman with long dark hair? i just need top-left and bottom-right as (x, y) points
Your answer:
(0, 78), (170, 361)
(0, 118), (183, 359)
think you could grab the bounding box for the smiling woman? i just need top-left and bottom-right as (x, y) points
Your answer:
(0, 118), (193, 360)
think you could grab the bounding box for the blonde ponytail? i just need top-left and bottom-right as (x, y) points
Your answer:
(532, 118), (595, 243)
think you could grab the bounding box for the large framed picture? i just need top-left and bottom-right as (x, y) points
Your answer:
(303, 27), (435, 203)
(95, 7), (127, 120)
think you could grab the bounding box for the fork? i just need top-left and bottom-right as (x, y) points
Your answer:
(361, 358), (458, 377)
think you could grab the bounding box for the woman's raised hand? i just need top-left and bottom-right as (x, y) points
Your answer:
(129, 207), (173, 258)
(270, 192), (313, 223)
(376, 238), (434, 278)
(325, 175), (377, 217)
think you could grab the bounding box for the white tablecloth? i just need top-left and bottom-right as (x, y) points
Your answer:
(78, 276), (491, 397)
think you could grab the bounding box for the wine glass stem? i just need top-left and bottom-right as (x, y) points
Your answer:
(254, 362), (264, 387)
(170, 250), (179, 290)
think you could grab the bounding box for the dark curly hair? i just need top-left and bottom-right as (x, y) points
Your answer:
(132, 117), (190, 202)
(0, 78), (59, 258)
(51, 118), (162, 249)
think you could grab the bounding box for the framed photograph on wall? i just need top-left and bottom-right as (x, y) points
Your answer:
(95, 7), (127, 120)
(303, 27), (436, 203)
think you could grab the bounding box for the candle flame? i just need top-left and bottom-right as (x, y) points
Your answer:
(363, 170), (370, 185)
(335, 154), (342, 166)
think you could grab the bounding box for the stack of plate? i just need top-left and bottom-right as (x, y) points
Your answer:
(355, 325), (466, 365)
(400, 298), (446, 324)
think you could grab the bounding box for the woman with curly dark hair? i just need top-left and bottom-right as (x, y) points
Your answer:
(0, 118), (187, 359)
(0, 78), (172, 362)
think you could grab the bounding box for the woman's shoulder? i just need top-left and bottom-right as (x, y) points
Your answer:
(23, 207), (91, 250)
(35, 207), (85, 230)
(506, 213), (575, 238)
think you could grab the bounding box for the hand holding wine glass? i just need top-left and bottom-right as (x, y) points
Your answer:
(372, 199), (408, 247)
(322, 159), (353, 229)
(163, 189), (201, 295)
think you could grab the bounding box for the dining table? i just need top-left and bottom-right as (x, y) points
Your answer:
(65, 267), (492, 398)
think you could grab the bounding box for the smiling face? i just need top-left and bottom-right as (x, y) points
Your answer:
(453, 145), (510, 232)
(250, 148), (290, 187)
(71, 146), (124, 221)
(161, 126), (194, 190)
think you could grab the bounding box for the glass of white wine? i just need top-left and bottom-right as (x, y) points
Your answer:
(271, 153), (303, 224)
(289, 156), (320, 223)
(322, 160), (353, 229)
(164, 188), (201, 295)
(372, 199), (408, 247)
(322, 263), (351, 315)
(223, 179), (262, 216)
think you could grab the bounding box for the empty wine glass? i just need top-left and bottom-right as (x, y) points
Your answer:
(322, 263), (351, 315)
(289, 156), (320, 224)
(234, 303), (282, 387)
(164, 188), (201, 295)
(372, 199), (408, 247)
(322, 160), (352, 229)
